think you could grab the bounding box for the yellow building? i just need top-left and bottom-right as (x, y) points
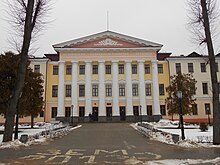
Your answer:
(44, 31), (170, 122)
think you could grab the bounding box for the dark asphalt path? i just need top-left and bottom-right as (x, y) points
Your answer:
(0, 123), (220, 164)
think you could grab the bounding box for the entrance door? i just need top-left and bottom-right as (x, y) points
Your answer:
(92, 107), (99, 121)
(120, 106), (126, 121)
(106, 107), (112, 121)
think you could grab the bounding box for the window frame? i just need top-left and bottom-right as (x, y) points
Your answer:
(34, 65), (40, 73)
(132, 84), (138, 96)
(158, 64), (163, 74)
(66, 65), (72, 75)
(66, 85), (71, 97)
(200, 63), (206, 72)
(79, 85), (85, 97)
(188, 63), (194, 73)
(159, 84), (165, 96)
(53, 65), (59, 75)
(79, 65), (85, 75)
(52, 85), (58, 97)
(106, 84), (112, 97)
(92, 65), (98, 74)
(119, 84), (125, 96)
(105, 65), (111, 74)
(145, 64), (150, 74)
(92, 84), (99, 97)
(202, 83), (208, 94)
(132, 64), (137, 74)
(118, 64), (124, 74)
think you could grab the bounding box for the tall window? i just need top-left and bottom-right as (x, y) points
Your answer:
(92, 65), (98, 74)
(119, 84), (125, 96)
(158, 64), (163, 74)
(105, 65), (111, 74)
(53, 66), (59, 75)
(188, 63), (194, 73)
(159, 84), (165, 96)
(34, 65), (40, 73)
(133, 106), (139, 116)
(132, 84), (138, 96)
(52, 85), (58, 97)
(145, 84), (151, 96)
(216, 63), (219, 72)
(200, 63), (206, 72)
(202, 83), (208, 94)
(218, 83), (220, 94)
(66, 65), (72, 75)
(79, 65), (85, 75)
(92, 84), (98, 96)
(118, 64), (124, 74)
(51, 107), (57, 118)
(145, 64), (150, 74)
(79, 107), (85, 117)
(147, 105), (152, 116)
(160, 105), (166, 116)
(132, 64), (137, 74)
(205, 103), (211, 115)
(66, 85), (71, 97)
(192, 104), (198, 115)
(65, 107), (71, 117)
(106, 84), (112, 97)
(175, 63), (181, 74)
(79, 85), (85, 97)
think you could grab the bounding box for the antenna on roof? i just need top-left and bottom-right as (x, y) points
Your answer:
(107, 10), (109, 31)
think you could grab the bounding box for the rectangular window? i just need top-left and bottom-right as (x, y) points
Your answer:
(192, 104), (198, 115)
(51, 107), (57, 118)
(188, 63), (194, 73)
(34, 65), (40, 73)
(158, 64), (163, 74)
(202, 83), (208, 94)
(106, 84), (112, 97)
(92, 65), (98, 74)
(65, 107), (71, 117)
(119, 84), (125, 96)
(118, 64), (124, 74)
(160, 105), (166, 116)
(52, 85), (58, 97)
(145, 84), (151, 96)
(216, 63), (219, 72)
(79, 65), (85, 75)
(66, 85), (71, 97)
(147, 105), (152, 116)
(132, 84), (138, 96)
(53, 66), (59, 75)
(205, 103), (211, 115)
(105, 65), (111, 74)
(159, 84), (165, 96)
(92, 84), (98, 96)
(200, 63), (206, 72)
(79, 107), (85, 117)
(132, 64), (137, 74)
(145, 64), (150, 74)
(218, 83), (220, 94)
(175, 63), (181, 74)
(66, 65), (72, 75)
(40, 111), (44, 117)
(79, 85), (85, 97)
(133, 106), (139, 116)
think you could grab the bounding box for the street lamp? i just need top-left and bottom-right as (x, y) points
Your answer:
(176, 91), (185, 140)
(140, 105), (142, 123)
(206, 106), (211, 126)
(71, 104), (74, 125)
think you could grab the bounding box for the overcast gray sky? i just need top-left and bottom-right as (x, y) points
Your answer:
(0, 0), (220, 57)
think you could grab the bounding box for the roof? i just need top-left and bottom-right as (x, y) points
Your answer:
(53, 31), (163, 51)
(44, 53), (59, 61)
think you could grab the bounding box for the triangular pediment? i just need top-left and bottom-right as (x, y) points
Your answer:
(53, 31), (163, 50)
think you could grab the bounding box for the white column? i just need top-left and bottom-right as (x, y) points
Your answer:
(99, 60), (105, 116)
(57, 61), (65, 117)
(112, 60), (119, 116)
(125, 60), (133, 115)
(138, 60), (147, 115)
(152, 60), (161, 115)
(85, 61), (92, 116)
(72, 61), (78, 117)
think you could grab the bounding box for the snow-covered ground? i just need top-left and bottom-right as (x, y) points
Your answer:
(132, 119), (219, 148)
(0, 122), (81, 149)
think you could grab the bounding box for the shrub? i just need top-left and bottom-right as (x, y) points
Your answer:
(199, 123), (208, 132)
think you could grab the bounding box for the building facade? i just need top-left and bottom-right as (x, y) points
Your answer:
(45, 31), (169, 122)
(1, 31), (218, 124)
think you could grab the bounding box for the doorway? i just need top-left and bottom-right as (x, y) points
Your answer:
(92, 107), (99, 121)
(106, 107), (112, 121)
(120, 106), (126, 121)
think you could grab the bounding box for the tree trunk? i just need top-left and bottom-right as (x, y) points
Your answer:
(201, 0), (220, 144)
(3, 0), (35, 142)
(31, 115), (34, 129)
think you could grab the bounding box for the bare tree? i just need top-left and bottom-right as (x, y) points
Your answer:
(3, 0), (49, 142)
(188, 0), (220, 144)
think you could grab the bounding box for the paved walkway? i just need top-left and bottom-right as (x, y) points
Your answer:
(0, 123), (220, 164)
